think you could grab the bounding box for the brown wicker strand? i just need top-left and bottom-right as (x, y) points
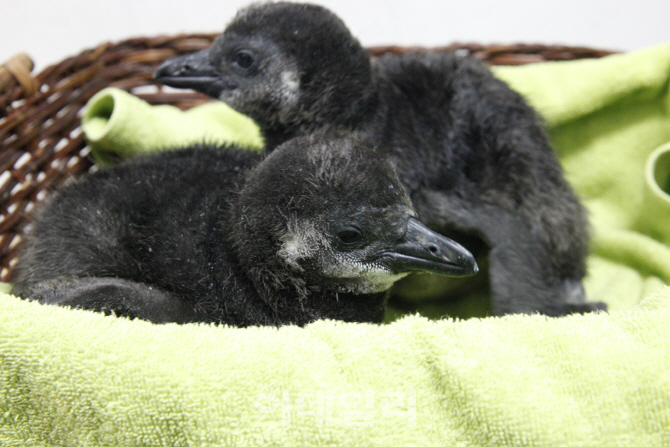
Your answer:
(0, 53), (38, 97)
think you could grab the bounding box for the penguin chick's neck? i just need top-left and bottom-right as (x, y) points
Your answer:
(227, 204), (389, 325)
(261, 70), (380, 152)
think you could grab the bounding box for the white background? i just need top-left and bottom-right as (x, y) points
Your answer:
(1, 0), (669, 73)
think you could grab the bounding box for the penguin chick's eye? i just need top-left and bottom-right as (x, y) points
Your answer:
(336, 227), (363, 246)
(232, 50), (255, 70)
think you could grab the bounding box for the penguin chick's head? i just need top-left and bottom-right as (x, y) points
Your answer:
(155, 2), (372, 132)
(233, 133), (477, 298)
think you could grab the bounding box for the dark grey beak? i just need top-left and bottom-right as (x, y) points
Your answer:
(382, 218), (478, 277)
(154, 49), (230, 97)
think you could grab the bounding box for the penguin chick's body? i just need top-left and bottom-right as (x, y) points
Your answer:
(13, 136), (477, 326)
(155, 2), (606, 316)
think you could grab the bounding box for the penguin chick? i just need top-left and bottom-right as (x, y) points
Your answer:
(154, 2), (606, 316)
(12, 134), (477, 326)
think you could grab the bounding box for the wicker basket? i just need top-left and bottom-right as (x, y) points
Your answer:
(0, 34), (616, 282)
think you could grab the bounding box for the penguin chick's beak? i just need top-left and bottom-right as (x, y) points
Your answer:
(154, 49), (230, 97)
(381, 218), (478, 277)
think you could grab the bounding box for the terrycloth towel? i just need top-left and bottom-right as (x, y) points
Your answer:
(2, 43), (670, 446)
(82, 87), (263, 164)
(1, 290), (669, 446)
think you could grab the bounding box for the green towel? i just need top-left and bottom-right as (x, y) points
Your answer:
(1, 290), (669, 445)
(2, 43), (670, 445)
(82, 87), (264, 164)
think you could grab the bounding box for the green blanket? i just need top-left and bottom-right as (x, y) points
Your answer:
(2, 43), (670, 446)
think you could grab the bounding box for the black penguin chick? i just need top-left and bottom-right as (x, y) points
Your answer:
(154, 2), (606, 316)
(13, 134), (477, 326)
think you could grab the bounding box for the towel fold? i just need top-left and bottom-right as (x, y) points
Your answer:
(642, 142), (670, 246)
(2, 43), (670, 446)
(82, 87), (264, 164)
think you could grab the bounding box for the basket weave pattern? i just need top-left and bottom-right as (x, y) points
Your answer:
(0, 34), (615, 282)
